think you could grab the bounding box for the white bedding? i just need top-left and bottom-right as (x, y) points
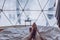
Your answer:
(0, 26), (60, 40)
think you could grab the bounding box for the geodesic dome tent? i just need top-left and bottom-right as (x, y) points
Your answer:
(0, 0), (58, 27)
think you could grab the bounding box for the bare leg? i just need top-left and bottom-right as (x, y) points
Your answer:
(33, 38), (36, 40)
(28, 36), (32, 40)
(33, 36), (36, 40)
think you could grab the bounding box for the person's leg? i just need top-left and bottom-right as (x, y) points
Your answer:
(58, 18), (60, 28)
(33, 38), (36, 40)
(28, 37), (32, 40)
(28, 35), (33, 40)
(32, 35), (36, 40)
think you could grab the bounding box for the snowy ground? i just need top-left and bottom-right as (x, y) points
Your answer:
(0, 26), (60, 40)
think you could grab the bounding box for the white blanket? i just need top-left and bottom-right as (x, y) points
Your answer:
(0, 26), (60, 40)
(22, 26), (60, 40)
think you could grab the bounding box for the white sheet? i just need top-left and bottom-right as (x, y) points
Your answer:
(0, 26), (60, 40)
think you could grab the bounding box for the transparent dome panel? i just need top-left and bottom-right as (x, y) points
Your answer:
(0, 0), (57, 27)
